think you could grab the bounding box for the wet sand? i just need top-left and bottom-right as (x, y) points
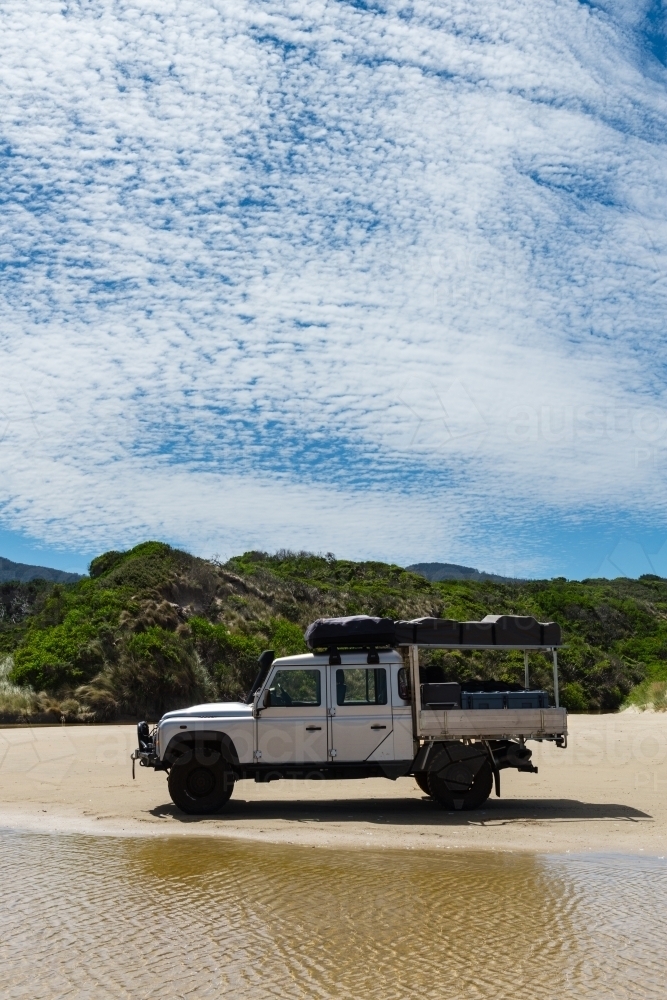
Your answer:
(0, 713), (665, 854)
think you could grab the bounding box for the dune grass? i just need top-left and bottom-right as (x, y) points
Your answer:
(624, 679), (667, 711)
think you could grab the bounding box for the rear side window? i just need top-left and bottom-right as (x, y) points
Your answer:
(336, 668), (387, 706)
(268, 669), (321, 707)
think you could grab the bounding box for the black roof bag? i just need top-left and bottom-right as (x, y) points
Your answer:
(305, 615), (561, 650)
(305, 615), (396, 650)
(395, 615), (561, 647)
(481, 615), (561, 646)
(394, 618), (461, 645)
(461, 621), (496, 644)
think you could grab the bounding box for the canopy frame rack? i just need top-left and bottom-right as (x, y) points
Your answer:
(402, 643), (562, 744)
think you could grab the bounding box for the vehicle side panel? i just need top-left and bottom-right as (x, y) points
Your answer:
(159, 718), (254, 764)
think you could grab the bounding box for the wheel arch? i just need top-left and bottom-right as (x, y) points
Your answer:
(163, 729), (241, 770)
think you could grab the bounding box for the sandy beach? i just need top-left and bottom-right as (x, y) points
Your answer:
(0, 713), (665, 854)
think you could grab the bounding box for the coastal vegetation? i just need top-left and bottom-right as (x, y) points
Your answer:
(1, 542), (666, 721)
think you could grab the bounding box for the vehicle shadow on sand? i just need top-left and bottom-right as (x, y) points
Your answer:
(149, 796), (651, 825)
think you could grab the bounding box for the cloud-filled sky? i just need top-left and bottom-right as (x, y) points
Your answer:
(1, 0), (666, 578)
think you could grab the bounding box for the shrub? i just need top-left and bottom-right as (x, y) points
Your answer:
(189, 617), (261, 699)
(79, 626), (215, 718)
(89, 551), (125, 579)
(560, 681), (589, 713)
(268, 618), (308, 657)
(9, 590), (125, 690)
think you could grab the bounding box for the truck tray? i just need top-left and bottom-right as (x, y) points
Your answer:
(418, 707), (567, 740)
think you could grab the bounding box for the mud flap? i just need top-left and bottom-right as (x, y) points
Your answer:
(483, 742), (501, 797)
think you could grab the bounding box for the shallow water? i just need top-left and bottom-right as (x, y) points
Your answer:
(2, 832), (666, 999)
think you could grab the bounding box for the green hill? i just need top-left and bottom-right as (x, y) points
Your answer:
(1, 541), (666, 722)
(0, 556), (82, 584)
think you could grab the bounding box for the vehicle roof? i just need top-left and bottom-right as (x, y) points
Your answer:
(272, 650), (404, 667)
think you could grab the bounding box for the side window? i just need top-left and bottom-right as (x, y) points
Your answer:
(336, 668), (387, 706)
(268, 669), (321, 707)
(397, 666), (411, 703)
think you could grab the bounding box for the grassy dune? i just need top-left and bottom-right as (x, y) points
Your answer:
(1, 542), (666, 721)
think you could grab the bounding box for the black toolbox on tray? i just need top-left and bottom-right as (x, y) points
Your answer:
(420, 682), (461, 708)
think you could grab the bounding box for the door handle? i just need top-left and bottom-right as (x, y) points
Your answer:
(305, 726), (322, 731)
(370, 724), (387, 730)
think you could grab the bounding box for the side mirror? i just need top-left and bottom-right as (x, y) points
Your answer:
(263, 689), (272, 708)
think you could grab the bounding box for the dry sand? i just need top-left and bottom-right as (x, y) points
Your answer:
(0, 714), (666, 854)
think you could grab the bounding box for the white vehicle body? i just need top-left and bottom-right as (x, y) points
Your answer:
(156, 650), (415, 773)
(140, 645), (567, 797)
(133, 613), (568, 812)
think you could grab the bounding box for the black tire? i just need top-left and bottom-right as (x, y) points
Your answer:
(426, 745), (493, 811)
(168, 755), (235, 815)
(414, 772), (431, 796)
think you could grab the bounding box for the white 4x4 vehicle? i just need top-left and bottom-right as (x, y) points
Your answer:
(134, 615), (567, 814)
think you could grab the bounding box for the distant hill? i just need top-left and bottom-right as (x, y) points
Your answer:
(407, 562), (524, 585)
(0, 556), (83, 585)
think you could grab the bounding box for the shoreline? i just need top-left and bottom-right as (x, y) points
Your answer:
(1, 809), (664, 863)
(0, 715), (665, 855)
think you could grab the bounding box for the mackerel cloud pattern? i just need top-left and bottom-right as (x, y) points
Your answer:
(0, 1), (666, 575)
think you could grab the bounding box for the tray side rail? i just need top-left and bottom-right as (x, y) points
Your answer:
(404, 643), (565, 743)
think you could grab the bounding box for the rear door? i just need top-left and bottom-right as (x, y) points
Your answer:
(329, 664), (394, 761)
(257, 665), (328, 764)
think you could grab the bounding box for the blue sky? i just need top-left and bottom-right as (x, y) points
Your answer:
(1, 0), (667, 579)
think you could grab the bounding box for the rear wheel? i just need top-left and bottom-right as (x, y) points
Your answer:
(414, 772), (431, 796)
(426, 745), (493, 811)
(168, 755), (235, 815)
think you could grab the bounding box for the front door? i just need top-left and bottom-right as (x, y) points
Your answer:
(329, 665), (394, 761)
(257, 665), (328, 765)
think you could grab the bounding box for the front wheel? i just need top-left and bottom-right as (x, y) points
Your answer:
(168, 757), (235, 814)
(426, 746), (493, 811)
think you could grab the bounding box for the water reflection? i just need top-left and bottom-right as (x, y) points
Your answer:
(1, 833), (665, 999)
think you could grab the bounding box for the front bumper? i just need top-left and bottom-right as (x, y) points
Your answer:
(131, 721), (167, 776)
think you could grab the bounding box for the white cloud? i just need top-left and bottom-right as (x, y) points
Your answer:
(1, 0), (667, 573)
